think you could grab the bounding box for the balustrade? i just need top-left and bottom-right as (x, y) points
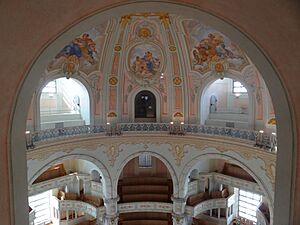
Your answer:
(27, 123), (276, 152)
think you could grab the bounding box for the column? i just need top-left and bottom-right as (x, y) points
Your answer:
(172, 213), (187, 225)
(103, 196), (119, 225)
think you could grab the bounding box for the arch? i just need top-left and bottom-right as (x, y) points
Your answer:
(179, 152), (274, 224)
(28, 154), (112, 198)
(33, 70), (94, 130)
(114, 151), (179, 198)
(198, 71), (255, 129)
(9, 2), (294, 225)
(134, 90), (157, 122)
(128, 86), (161, 122)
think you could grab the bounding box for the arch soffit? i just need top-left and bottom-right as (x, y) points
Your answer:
(114, 151), (179, 197)
(28, 154), (113, 197)
(179, 151), (274, 208)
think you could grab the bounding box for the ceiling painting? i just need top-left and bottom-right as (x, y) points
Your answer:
(128, 43), (162, 85)
(47, 23), (108, 77)
(183, 20), (249, 75)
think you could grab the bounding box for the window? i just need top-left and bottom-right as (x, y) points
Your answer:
(42, 80), (57, 93)
(28, 190), (52, 225)
(138, 153), (152, 168)
(238, 189), (261, 224)
(233, 81), (247, 94)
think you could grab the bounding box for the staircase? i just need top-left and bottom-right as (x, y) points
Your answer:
(205, 112), (249, 129)
(40, 110), (85, 130)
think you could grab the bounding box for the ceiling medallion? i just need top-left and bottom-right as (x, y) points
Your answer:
(109, 77), (118, 85)
(173, 77), (182, 85)
(169, 45), (176, 52)
(114, 45), (122, 51)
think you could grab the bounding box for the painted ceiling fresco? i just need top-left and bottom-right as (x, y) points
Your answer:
(47, 22), (108, 76)
(129, 44), (161, 78)
(182, 20), (249, 74)
(46, 14), (251, 80)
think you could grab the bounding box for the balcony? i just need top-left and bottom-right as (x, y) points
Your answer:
(26, 123), (277, 153)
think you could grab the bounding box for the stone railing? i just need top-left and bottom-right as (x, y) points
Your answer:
(118, 202), (173, 214)
(27, 123), (277, 151)
(58, 199), (105, 218)
(28, 173), (90, 196)
(185, 194), (235, 217)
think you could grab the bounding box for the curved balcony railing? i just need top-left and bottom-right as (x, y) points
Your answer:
(185, 194), (235, 217)
(26, 123), (277, 152)
(58, 199), (105, 218)
(118, 202), (173, 214)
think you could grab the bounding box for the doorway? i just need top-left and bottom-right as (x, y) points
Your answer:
(134, 90), (156, 122)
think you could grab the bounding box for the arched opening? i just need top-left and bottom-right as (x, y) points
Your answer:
(201, 77), (251, 129)
(8, 3), (294, 225)
(134, 90), (156, 122)
(38, 77), (90, 130)
(28, 159), (104, 225)
(117, 154), (173, 225)
(186, 158), (270, 225)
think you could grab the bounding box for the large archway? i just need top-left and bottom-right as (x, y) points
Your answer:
(9, 2), (294, 225)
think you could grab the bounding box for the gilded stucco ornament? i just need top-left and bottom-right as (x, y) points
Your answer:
(173, 77), (182, 85)
(169, 45), (176, 52)
(114, 45), (122, 51)
(109, 77), (118, 85)
(104, 145), (123, 166)
(169, 144), (187, 166)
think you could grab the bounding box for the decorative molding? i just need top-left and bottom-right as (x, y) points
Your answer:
(104, 145), (122, 166)
(169, 45), (177, 52)
(169, 144), (187, 166)
(107, 111), (117, 117)
(114, 45), (122, 52)
(109, 77), (118, 85)
(173, 112), (183, 117)
(173, 77), (182, 85)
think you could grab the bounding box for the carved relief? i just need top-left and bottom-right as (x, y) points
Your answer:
(169, 145), (187, 166)
(104, 145), (123, 166)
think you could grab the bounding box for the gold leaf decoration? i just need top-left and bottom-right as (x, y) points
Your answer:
(109, 77), (118, 85)
(107, 112), (117, 117)
(173, 77), (182, 85)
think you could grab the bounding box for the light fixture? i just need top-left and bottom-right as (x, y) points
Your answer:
(272, 132), (276, 136)
(259, 130), (264, 133)
(160, 73), (164, 79)
(235, 93), (241, 97)
(180, 122), (184, 125)
(106, 122), (110, 125)
(170, 121), (174, 125)
(25, 131), (30, 134)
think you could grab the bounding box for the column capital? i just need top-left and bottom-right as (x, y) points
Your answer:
(171, 195), (187, 215)
(103, 213), (119, 225)
(172, 213), (188, 225)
